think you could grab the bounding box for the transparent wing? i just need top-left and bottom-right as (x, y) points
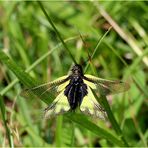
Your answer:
(84, 74), (130, 96)
(44, 89), (70, 118)
(80, 86), (107, 119)
(21, 75), (70, 103)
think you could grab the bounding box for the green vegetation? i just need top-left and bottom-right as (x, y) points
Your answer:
(0, 1), (147, 147)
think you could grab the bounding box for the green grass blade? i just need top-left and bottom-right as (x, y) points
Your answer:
(92, 90), (129, 146)
(67, 113), (124, 146)
(55, 116), (63, 147)
(0, 51), (37, 88)
(0, 95), (13, 147)
(70, 122), (75, 146)
(84, 26), (112, 73)
(38, 1), (77, 64)
(0, 51), (52, 104)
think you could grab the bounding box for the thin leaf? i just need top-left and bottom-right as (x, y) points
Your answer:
(66, 113), (124, 146)
(84, 26), (112, 73)
(0, 51), (51, 104)
(92, 89), (129, 146)
(0, 95), (13, 147)
(38, 1), (77, 64)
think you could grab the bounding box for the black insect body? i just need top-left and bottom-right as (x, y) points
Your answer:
(64, 76), (88, 110)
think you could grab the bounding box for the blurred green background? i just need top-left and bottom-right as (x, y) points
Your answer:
(0, 1), (147, 147)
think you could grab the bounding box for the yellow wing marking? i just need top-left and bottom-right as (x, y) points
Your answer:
(50, 75), (68, 85)
(29, 75), (68, 90)
(83, 79), (97, 89)
(44, 89), (70, 118)
(84, 74), (104, 81)
(57, 80), (70, 92)
(80, 86), (106, 119)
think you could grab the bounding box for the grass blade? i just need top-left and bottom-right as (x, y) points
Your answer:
(0, 95), (13, 147)
(84, 26), (112, 73)
(66, 113), (124, 146)
(0, 51), (37, 88)
(38, 1), (77, 64)
(92, 90), (129, 146)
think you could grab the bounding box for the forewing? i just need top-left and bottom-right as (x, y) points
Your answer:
(21, 75), (70, 103)
(80, 86), (107, 119)
(84, 74), (130, 96)
(44, 89), (70, 118)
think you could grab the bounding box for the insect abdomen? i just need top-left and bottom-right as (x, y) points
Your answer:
(64, 78), (88, 110)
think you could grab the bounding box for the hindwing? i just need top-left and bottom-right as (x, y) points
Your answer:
(80, 85), (107, 119)
(22, 75), (71, 118)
